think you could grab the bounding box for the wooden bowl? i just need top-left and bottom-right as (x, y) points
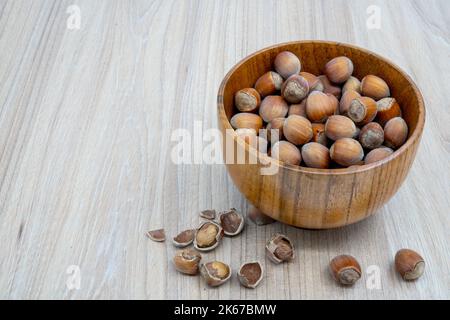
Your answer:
(217, 41), (425, 229)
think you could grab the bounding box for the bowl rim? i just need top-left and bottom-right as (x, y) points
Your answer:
(217, 40), (425, 176)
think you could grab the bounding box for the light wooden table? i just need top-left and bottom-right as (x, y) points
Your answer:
(0, 0), (449, 300)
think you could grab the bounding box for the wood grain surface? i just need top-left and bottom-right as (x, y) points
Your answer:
(0, 0), (449, 299)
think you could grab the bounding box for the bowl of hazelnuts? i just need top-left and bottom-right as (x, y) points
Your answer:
(217, 41), (425, 229)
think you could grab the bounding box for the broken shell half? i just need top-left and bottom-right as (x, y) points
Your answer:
(265, 233), (295, 264)
(193, 221), (224, 252)
(173, 248), (202, 275)
(237, 261), (264, 289)
(200, 209), (216, 220)
(172, 229), (195, 248)
(219, 208), (245, 236)
(200, 261), (231, 287)
(146, 229), (165, 242)
(248, 206), (275, 226)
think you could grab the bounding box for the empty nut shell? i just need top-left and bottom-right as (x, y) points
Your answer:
(274, 51), (301, 79)
(361, 75), (390, 100)
(384, 117), (408, 149)
(300, 72), (321, 92)
(375, 97), (402, 126)
(200, 209), (216, 220)
(364, 147), (394, 164)
(317, 75), (342, 99)
(194, 221), (224, 252)
(146, 229), (165, 242)
(348, 97), (378, 125)
(395, 249), (425, 281)
(173, 229), (195, 248)
(248, 206), (276, 225)
(230, 113), (263, 131)
(234, 88), (261, 112)
(219, 208), (245, 236)
(288, 100), (307, 117)
(359, 122), (384, 149)
(330, 255), (362, 285)
(342, 76), (361, 94)
(311, 123), (328, 146)
(330, 138), (364, 167)
(270, 141), (302, 166)
(324, 56), (354, 84)
(255, 71), (283, 97)
(281, 74), (309, 103)
(339, 90), (361, 115)
(173, 249), (202, 275)
(200, 261), (231, 287)
(238, 261), (264, 289)
(259, 96), (289, 123)
(283, 115), (313, 145)
(266, 234), (295, 264)
(301, 142), (331, 169)
(325, 115), (357, 141)
(306, 91), (337, 123)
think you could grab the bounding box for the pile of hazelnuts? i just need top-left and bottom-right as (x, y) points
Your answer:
(231, 51), (409, 168)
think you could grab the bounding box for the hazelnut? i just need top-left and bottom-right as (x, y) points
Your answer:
(259, 96), (289, 122)
(235, 128), (258, 145)
(173, 249), (202, 275)
(270, 141), (301, 166)
(266, 234), (295, 264)
(311, 123), (328, 146)
(361, 75), (390, 100)
(330, 138), (364, 167)
(248, 206), (275, 226)
(200, 209), (216, 220)
(327, 93), (340, 115)
(342, 76), (361, 93)
(288, 100), (307, 117)
(306, 91), (336, 123)
(324, 56), (354, 84)
(384, 117), (408, 149)
(274, 51), (301, 79)
(395, 249), (425, 281)
(230, 113), (263, 131)
(234, 88), (261, 112)
(173, 229), (195, 248)
(299, 72), (321, 92)
(318, 75), (342, 98)
(281, 74), (309, 103)
(254, 71), (283, 97)
(330, 255), (362, 285)
(359, 122), (384, 149)
(301, 142), (331, 169)
(219, 208), (245, 236)
(376, 97), (402, 126)
(325, 115), (357, 141)
(266, 117), (285, 142)
(194, 221), (224, 252)
(348, 96), (378, 125)
(238, 261), (264, 289)
(200, 261), (231, 287)
(283, 115), (313, 145)
(339, 90), (361, 115)
(364, 147), (394, 164)
(146, 229), (165, 242)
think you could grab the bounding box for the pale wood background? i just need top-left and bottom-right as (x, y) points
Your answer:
(0, 0), (449, 300)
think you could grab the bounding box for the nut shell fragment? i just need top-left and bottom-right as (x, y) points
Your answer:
(173, 249), (202, 275)
(266, 234), (295, 264)
(172, 229), (195, 248)
(146, 229), (165, 242)
(200, 261), (231, 287)
(219, 208), (245, 236)
(194, 221), (224, 252)
(200, 209), (216, 220)
(238, 261), (264, 289)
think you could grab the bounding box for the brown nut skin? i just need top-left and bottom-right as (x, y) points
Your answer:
(283, 115), (313, 145)
(270, 141), (301, 166)
(194, 221), (224, 252)
(330, 255), (362, 285)
(281, 74), (309, 103)
(259, 96), (289, 123)
(300, 72), (321, 92)
(274, 51), (301, 79)
(376, 97), (402, 126)
(219, 208), (244, 237)
(348, 96), (378, 125)
(266, 117), (285, 142)
(254, 71), (283, 97)
(146, 229), (165, 242)
(234, 88), (261, 112)
(359, 122), (384, 149)
(342, 76), (361, 94)
(238, 261), (264, 289)
(395, 249), (425, 281)
(318, 75), (342, 99)
(327, 93), (340, 115)
(266, 234), (295, 264)
(230, 113), (263, 131)
(306, 91), (337, 123)
(288, 100), (307, 118)
(384, 117), (408, 149)
(364, 147), (394, 164)
(330, 138), (364, 167)
(200, 261), (231, 287)
(173, 249), (202, 275)
(324, 56), (354, 84)
(301, 142), (331, 169)
(325, 115), (357, 141)
(311, 123), (328, 146)
(361, 75), (390, 100)
(339, 90), (361, 115)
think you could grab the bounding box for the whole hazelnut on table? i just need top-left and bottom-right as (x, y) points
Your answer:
(301, 142), (331, 169)
(384, 117), (408, 149)
(325, 115), (357, 141)
(364, 147), (394, 164)
(361, 75), (391, 100)
(395, 249), (425, 281)
(274, 51), (301, 79)
(288, 99), (307, 117)
(342, 76), (361, 93)
(306, 91), (337, 123)
(283, 115), (313, 145)
(230, 113), (263, 131)
(324, 56), (354, 84)
(330, 138), (364, 167)
(270, 141), (302, 166)
(234, 88), (261, 112)
(254, 71), (283, 97)
(281, 74), (309, 103)
(173, 249), (202, 275)
(200, 261), (231, 287)
(311, 123), (328, 146)
(348, 96), (378, 125)
(359, 122), (384, 149)
(339, 89), (361, 115)
(266, 117), (285, 142)
(259, 95), (289, 122)
(318, 75), (342, 98)
(330, 255), (362, 285)
(375, 97), (402, 126)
